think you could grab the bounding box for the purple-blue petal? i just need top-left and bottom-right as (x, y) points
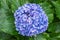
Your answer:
(14, 3), (48, 36)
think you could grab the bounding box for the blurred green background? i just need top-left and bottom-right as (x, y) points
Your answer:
(0, 0), (60, 40)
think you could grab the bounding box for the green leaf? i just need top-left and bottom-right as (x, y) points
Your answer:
(52, 1), (60, 19)
(48, 14), (53, 24)
(11, 0), (20, 13)
(29, 37), (34, 40)
(48, 33), (60, 40)
(0, 8), (17, 35)
(0, 0), (18, 35)
(0, 31), (16, 40)
(48, 22), (60, 33)
(1, 0), (9, 9)
(11, 0), (29, 13)
(39, 1), (54, 23)
(34, 34), (47, 40)
(29, 0), (44, 3)
(29, 33), (50, 40)
(43, 33), (50, 39)
(48, 38), (60, 40)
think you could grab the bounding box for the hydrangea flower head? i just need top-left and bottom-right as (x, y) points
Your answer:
(14, 3), (48, 36)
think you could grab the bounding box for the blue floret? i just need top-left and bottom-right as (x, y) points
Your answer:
(14, 3), (48, 36)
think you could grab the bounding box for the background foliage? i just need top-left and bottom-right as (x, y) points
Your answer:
(0, 0), (60, 40)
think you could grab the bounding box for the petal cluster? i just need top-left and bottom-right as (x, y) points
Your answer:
(14, 3), (48, 36)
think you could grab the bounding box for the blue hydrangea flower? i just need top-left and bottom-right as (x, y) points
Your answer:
(14, 3), (48, 36)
